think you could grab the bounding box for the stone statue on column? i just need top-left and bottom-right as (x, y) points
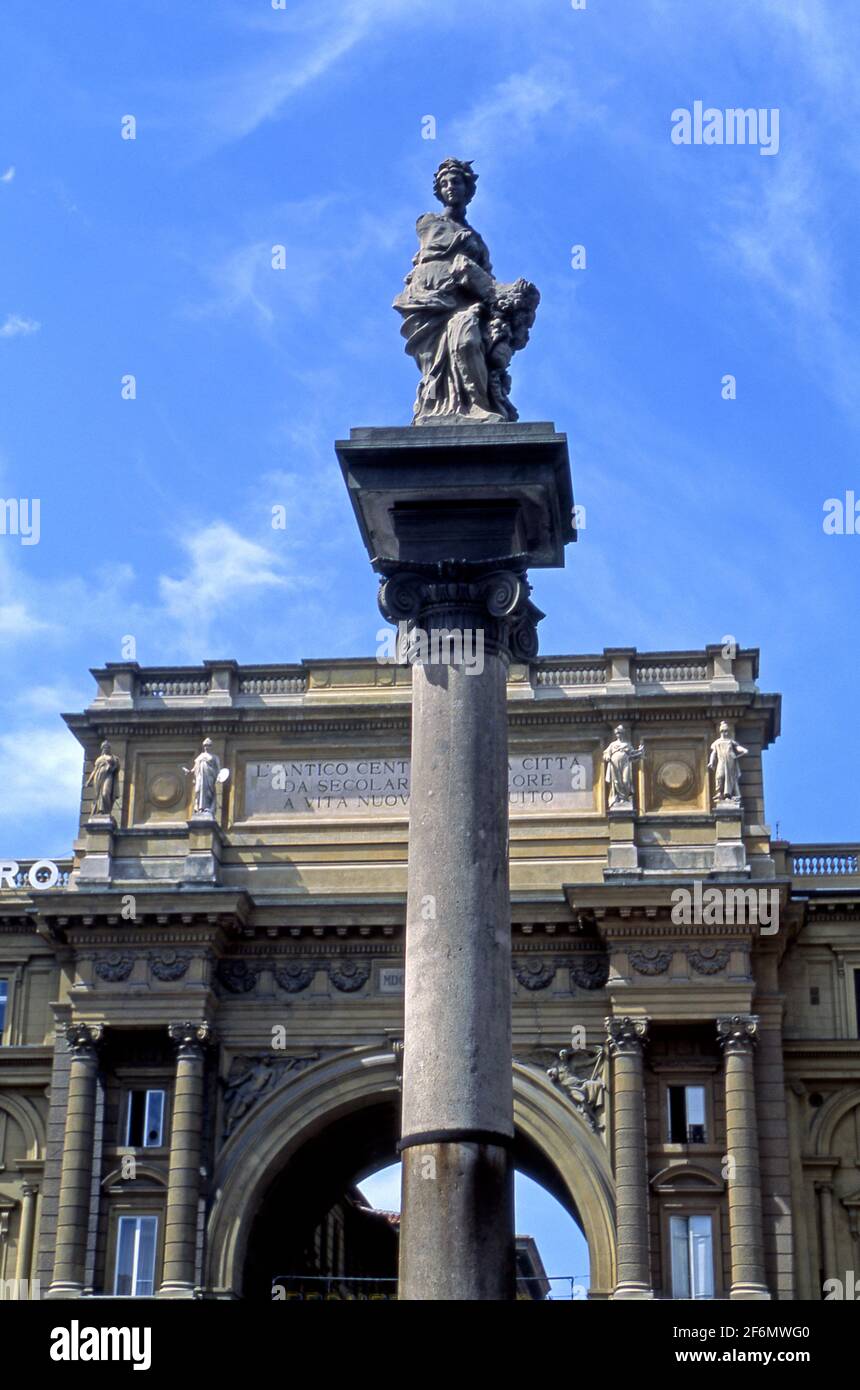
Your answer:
(603, 725), (644, 810)
(85, 742), (120, 818)
(393, 158), (540, 425)
(709, 721), (748, 806)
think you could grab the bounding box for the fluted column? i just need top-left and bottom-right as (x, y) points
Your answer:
(15, 1182), (38, 1288)
(717, 1014), (770, 1300)
(159, 1020), (212, 1297)
(607, 1015), (653, 1298)
(48, 1022), (104, 1297)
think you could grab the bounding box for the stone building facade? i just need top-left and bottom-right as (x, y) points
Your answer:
(0, 646), (858, 1299)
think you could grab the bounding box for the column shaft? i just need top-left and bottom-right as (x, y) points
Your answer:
(48, 1023), (103, 1297)
(607, 1016), (652, 1298)
(15, 1184), (37, 1287)
(159, 1021), (211, 1297)
(718, 1014), (770, 1300)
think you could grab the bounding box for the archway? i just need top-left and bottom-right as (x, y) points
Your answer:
(205, 1046), (616, 1297)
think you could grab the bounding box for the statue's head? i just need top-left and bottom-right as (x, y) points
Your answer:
(100, 740), (111, 753)
(433, 158), (478, 209)
(493, 277), (540, 348)
(202, 737), (213, 750)
(719, 721), (730, 736)
(614, 724), (626, 739)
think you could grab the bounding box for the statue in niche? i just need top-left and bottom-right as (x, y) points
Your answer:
(602, 724), (644, 809)
(393, 158), (540, 425)
(85, 740), (120, 817)
(183, 738), (228, 817)
(708, 720), (748, 805)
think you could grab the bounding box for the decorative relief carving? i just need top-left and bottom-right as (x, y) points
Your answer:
(150, 951), (191, 982)
(326, 960), (371, 993)
(629, 947), (672, 976)
(546, 1046), (606, 1133)
(222, 1053), (318, 1135)
(569, 954), (610, 991)
(656, 759), (695, 798)
(94, 953), (134, 982)
(513, 959), (556, 991)
(216, 960), (262, 994)
(689, 945), (729, 976)
(273, 962), (316, 994)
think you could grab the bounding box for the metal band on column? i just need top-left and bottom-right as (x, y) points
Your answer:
(717, 1013), (770, 1300)
(159, 1020), (213, 1297)
(606, 1015), (653, 1299)
(48, 1022), (104, 1297)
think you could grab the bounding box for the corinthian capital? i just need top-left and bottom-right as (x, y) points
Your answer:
(64, 1022), (105, 1060)
(167, 1020), (214, 1057)
(716, 1013), (758, 1054)
(605, 1015), (649, 1057)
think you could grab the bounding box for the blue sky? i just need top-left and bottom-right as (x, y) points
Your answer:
(1, 0), (858, 864)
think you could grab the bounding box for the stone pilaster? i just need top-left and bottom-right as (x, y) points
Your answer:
(717, 1014), (770, 1300)
(47, 1022), (104, 1297)
(606, 1015), (653, 1298)
(159, 1020), (213, 1297)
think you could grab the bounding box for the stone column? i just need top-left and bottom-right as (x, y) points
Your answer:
(717, 1014), (770, 1299)
(815, 1182), (838, 1285)
(48, 1022), (104, 1297)
(606, 1015), (653, 1298)
(15, 1182), (38, 1287)
(384, 570), (541, 1301)
(159, 1020), (212, 1297)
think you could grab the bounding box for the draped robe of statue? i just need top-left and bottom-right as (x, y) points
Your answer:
(87, 747), (119, 816)
(192, 747), (220, 815)
(393, 212), (505, 424)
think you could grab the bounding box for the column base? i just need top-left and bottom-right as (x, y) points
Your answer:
(45, 1282), (85, 1299)
(730, 1284), (771, 1300)
(399, 1141), (514, 1301)
(612, 1283), (654, 1299)
(157, 1281), (199, 1299)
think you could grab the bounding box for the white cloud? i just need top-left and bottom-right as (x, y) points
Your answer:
(158, 521), (293, 646)
(0, 314), (40, 339)
(0, 167), (14, 184)
(0, 723), (82, 820)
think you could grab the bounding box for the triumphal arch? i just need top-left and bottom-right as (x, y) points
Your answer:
(0, 644), (858, 1299)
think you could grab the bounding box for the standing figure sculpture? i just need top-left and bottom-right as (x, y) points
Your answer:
(85, 740), (120, 818)
(184, 738), (224, 817)
(393, 158), (540, 425)
(603, 724), (645, 810)
(708, 721), (748, 805)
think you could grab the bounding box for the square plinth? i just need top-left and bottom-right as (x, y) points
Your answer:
(335, 422), (575, 570)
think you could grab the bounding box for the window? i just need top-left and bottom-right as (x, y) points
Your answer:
(670, 1214), (714, 1299)
(125, 1089), (165, 1148)
(114, 1216), (158, 1296)
(809, 986), (820, 1006)
(0, 982), (7, 1041)
(667, 1084), (706, 1143)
